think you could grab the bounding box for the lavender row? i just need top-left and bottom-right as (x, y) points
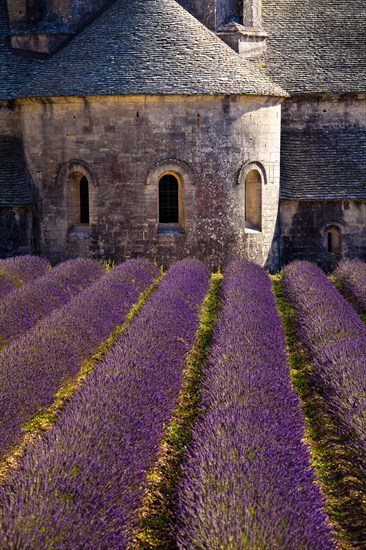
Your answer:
(282, 260), (366, 482)
(334, 259), (366, 313)
(175, 261), (335, 549)
(0, 258), (159, 459)
(0, 258), (104, 348)
(0, 255), (49, 299)
(0, 259), (210, 548)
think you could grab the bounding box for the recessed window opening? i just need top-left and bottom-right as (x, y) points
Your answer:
(26, 0), (46, 22)
(80, 176), (89, 224)
(327, 231), (332, 252)
(245, 169), (262, 231)
(326, 225), (341, 254)
(159, 174), (179, 223)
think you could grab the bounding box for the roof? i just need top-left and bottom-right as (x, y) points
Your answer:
(0, 136), (31, 206)
(0, 1), (34, 99)
(280, 128), (366, 200)
(0, 0), (286, 100)
(262, 0), (366, 94)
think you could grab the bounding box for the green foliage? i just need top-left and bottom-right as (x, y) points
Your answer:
(0, 272), (163, 483)
(130, 272), (223, 549)
(101, 259), (115, 271)
(272, 275), (366, 549)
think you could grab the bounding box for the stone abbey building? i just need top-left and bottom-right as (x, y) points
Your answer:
(0, 0), (365, 270)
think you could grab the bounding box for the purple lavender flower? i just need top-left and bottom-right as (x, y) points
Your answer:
(0, 256), (49, 299)
(0, 259), (210, 548)
(334, 259), (366, 313)
(282, 260), (366, 483)
(175, 261), (335, 549)
(0, 258), (104, 347)
(0, 258), (159, 459)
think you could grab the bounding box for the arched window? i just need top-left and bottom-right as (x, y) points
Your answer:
(245, 169), (262, 231)
(326, 225), (341, 254)
(159, 175), (179, 224)
(79, 176), (89, 224)
(26, 0), (45, 22)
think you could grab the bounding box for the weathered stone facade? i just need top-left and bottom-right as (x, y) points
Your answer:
(1, 0), (365, 270)
(20, 94), (281, 268)
(280, 201), (366, 271)
(278, 94), (366, 269)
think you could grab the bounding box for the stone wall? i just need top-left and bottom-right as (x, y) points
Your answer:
(6, 0), (110, 29)
(19, 94), (282, 269)
(6, 0), (112, 54)
(177, 1), (261, 30)
(280, 200), (366, 271)
(278, 93), (366, 271)
(176, 0), (216, 30)
(281, 93), (365, 133)
(0, 206), (33, 257)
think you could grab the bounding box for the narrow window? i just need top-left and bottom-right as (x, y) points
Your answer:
(80, 176), (89, 224)
(26, 0), (45, 22)
(326, 226), (341, 254)
(327, 231), (332, 252)
(159, 175), (179, 223)
(245, 169), (262, 231)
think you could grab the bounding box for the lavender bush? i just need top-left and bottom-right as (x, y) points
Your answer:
(0, 259), (210, 548)
(0, 258), (104, 347)
(175, 261), (335, 550)
(0, 258), (159, 459)
(0, 255), (49, 299)
(282, 260), (366, 482)
(0, 274), (16, 299)
(334, 259), (366, 313)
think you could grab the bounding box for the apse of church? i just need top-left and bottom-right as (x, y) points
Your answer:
(1, 0), (365, 269)
(19, 94), (282, 268)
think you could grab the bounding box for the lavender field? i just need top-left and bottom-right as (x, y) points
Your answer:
(0, 255), (365, 549)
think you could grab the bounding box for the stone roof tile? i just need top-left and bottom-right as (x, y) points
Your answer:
(1, 0), (286, 100)
(0, 0), (34, 99)
(0, 136), (31, 206)
(280, 128), (366, 200)
(262, 0), (366, 93)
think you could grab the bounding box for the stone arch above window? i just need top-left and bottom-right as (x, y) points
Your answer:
(237, 161), (267, 187)
(147, 159), (195, 234)
(147, 159), (194, 188)
(57, 159), (98, 237)
(237, 161), (266, 232)
(57, 159), (99, 188)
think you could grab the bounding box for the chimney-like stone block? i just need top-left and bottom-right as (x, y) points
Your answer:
(6, 0), (110, 55)
(243, 0), (262, 29)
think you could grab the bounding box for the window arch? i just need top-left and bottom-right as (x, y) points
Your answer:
(147, 159), (195, 233)
(325, 225), (342, 254)
(159, 174), (179, 223)
(57, 159), (98, 236)
(237, 161), (266, 233)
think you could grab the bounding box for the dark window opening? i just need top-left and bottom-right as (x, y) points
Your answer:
(326, 226), (341, 254)
(159, 175), (179, 223)
(327, 231), (332, 252)
(26, 0), (46, 23)
(80, 176), (89, 224)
